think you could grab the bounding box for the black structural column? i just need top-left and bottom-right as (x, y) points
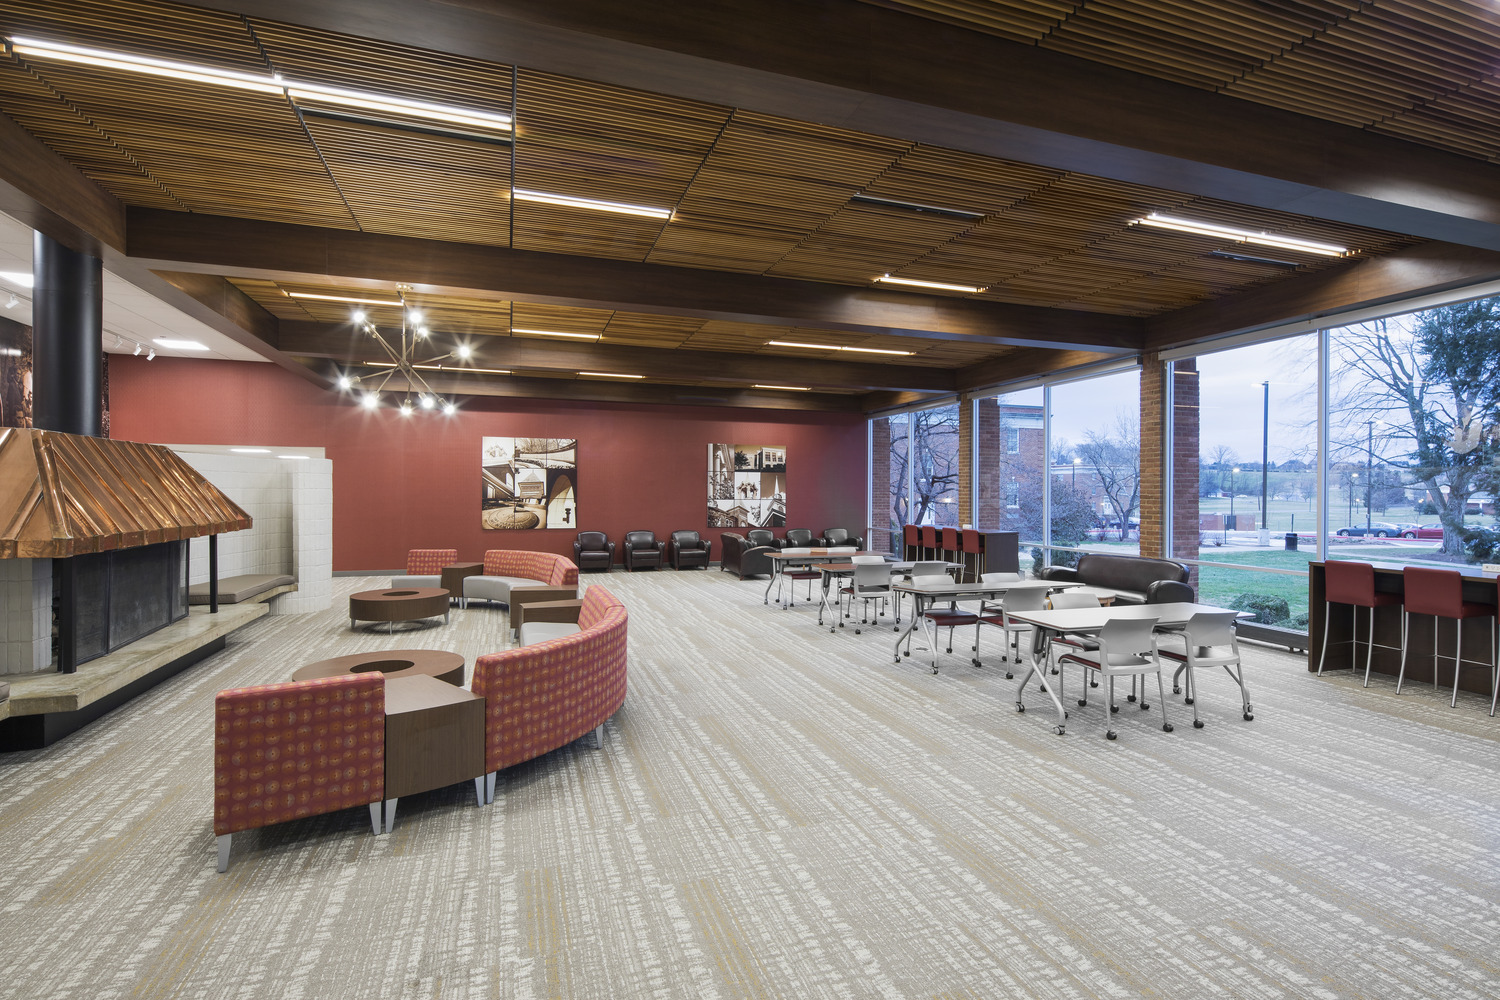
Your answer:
(31, 231), (103, 436)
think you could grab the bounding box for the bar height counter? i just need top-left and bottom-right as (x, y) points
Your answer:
(1308, 560), (1499, 693)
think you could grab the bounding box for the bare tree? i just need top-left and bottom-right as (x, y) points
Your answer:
(1205, 444), (1238, 496)
(909, 406), (961, 526)
(1077, 412), (1141, 540)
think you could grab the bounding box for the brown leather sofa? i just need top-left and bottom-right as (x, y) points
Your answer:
(668, 530), (711, 569)
(1037, 553), (1193, 604)
(622, 530), (666, 571)
(721, 532), (776, 579)
(574, 531), (615, 571)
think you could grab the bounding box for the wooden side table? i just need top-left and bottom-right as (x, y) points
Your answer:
(382, 675), (486, 832)
(440, 562), (484, 605)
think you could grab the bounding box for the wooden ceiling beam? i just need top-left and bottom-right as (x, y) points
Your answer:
(126, 208), (1144, 352)
(184, 0), (1500, 252)
(1145, 241), (1500, 353)
(280, 321), (955, 393)
(287, 357), (862, 412)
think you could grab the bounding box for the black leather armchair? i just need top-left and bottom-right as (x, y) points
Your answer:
(668, 530), (711, 570)
(818, 528), (865, 549)
(573, 531), (615, 572)
(721, 533), (775, 579)
(746, 528), (777, 549)
(622, 530), (666, 571)
(782, 528), (814, 547)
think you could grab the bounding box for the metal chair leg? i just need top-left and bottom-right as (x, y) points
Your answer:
(370, 801), (383, 835)
(1317, 600), (1334, 675)
(1157, 672), (1173, 732)
(1451, 618), (1464, 708)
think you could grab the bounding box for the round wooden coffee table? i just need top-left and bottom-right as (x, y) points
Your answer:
(349, 587), (450, 631)
(291, 648), (465, 686)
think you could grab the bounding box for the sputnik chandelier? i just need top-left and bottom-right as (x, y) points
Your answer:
(332, 287), (471, 416)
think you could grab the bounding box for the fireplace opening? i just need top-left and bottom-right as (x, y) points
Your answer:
(53, 541), (188, 666)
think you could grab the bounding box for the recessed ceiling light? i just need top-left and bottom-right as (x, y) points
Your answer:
(513, 189), (672, 220)
(1132, 213), (1347, 256)
(578, 371), (645, 379)
(153, 338), (209, 351)
(7, 36), (512, 133)
(753, 384), (811, 391)
(766, 340), (914, 356)
(289, 292), (402, 306)
(511, 328), (601, 340)
(875, 275), (984, 294)
(230, 447), (271, 453)
(0, 271), (34, 288)
(277, 454), (312, 460)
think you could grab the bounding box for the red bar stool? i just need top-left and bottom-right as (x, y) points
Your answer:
(961, 529), (982, 582)
(1398, 566), (1497, 708)
(940, 527), (959, 578)
(902, 524), (919, 561)
(920, 525), (938, 562)
(1318, 561), (1404, 683)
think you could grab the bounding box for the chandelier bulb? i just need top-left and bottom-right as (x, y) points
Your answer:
(456, 344), (472, 359)
(352, 309), (366, 324)
(442, 402), (457, 416)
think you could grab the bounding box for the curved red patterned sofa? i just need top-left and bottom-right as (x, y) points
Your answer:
(463, 549), (580, 610)
(470, 585), (627, 800)
(213, 674), (385, 872)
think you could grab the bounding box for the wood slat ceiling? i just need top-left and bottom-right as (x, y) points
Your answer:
(0, 0), (1421, 330)
(863, 0), (1500, 165)
(225, 278), (1002, 369)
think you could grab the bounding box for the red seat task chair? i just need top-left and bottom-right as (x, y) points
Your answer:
(960, 529), (983, 582)
(1397, 566), (1496, 709)
(1318, 561), (1404, 684)
(902, 524), (919, 561)
(214, 674), (385, 872)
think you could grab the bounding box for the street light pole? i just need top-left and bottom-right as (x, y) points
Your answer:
(1349, 472), (1358, 526)
(1260, 380), (1270, 545)
(1365, 419), (1374, 531)
(1072, 457), (1080, 492)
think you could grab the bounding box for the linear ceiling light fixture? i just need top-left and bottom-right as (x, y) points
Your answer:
(153, 338), (209, 351)
(1132, 213), (1348, 256)
(5, 36), (512, 134)
(578, 371), (644, 379)
(850, 194), (984, 221)
(511, 328), (601, 341)
(875, 275), (984, 293)
(512, 189), (672, 219)
(753, 384), (810, 391)
(0, 271), (35, 288)
(289, 292), (403, 306)
(766, 339), (914, 356)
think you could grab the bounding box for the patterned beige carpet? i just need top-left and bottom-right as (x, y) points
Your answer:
(1, 568), (1498, 999)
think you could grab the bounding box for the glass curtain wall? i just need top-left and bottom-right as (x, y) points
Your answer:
(869, 412), (910, 555)
(975, 388), (1044, 538)
(1049, 370), (1142, 559)
(1324, 298), (1500, 571)
(911, 403), (962, 528)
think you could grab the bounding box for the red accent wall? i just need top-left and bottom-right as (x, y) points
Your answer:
(109, 356), (867, 570)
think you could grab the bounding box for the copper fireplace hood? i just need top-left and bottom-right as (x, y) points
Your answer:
(0, 427), (251, 559)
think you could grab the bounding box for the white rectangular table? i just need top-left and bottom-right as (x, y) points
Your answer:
(762, 548), (868, 609)
(1004, 602), (1247, 735)
(891, 578), (1079, 672)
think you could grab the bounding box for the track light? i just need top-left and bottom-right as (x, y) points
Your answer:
(133, 343), (141, 356)
(3, 294), (17, 310)
(146, 348), (155, 360)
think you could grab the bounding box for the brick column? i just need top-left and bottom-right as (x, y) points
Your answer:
(957, 399), (974, 527)
(1139, 353), (1167, 559)
(1172, 360), (1201, 592)
(976, 398), (1001, 528)
(870, 416), (892, 553)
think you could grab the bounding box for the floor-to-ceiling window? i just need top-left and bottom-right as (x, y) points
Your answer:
(869, 412), (910, 555)
(975, 388), (1044, 540)
(1049, 369), (1142, 561)
(910, 403), (961, 527)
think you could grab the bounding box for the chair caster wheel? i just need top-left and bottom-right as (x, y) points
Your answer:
(1110, 705), (1119, 714)
(1106, 731), (1117, 741)
(1184, 697), (1194, 705)
(945, 647), (954, 654)
(1243, 712), (1254, 721)
(1052, 725), (1066, 736)
(931, 667), (939, 675)
(972, 659), (981, 668)
(855, 629), (861, 635)
(1139, 702), (1149, 710)
(1077, 699), (1088, 707)
(1162, 723), (1174, 733)
(1005, 672), (1014, 680)
(1015, 702), (1026, 713)
(1192, 720), (1204, 729)
(902, 651), (909, 658)
(1090, 681), (1099, 688)
(1172, 685), (1180, 694)
(1126, 694), (1136, 703)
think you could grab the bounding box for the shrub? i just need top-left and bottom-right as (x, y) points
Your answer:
(1463, 526), (1500, 562)
(1229, 592), (1290, 624)
(1286, 612), (1310, 630)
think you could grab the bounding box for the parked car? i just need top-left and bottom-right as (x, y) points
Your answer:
(1400, 523), (1445, 539)
(1335, 522), (1405, 537)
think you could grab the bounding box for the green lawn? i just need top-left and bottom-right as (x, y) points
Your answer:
(1192, 549), (1314, 623)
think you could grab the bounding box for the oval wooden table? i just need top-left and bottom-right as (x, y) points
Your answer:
(349, 587), (450, 632)
(290, 648), (466, 686)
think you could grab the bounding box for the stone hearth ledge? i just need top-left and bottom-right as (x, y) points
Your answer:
(3, 603), (267, 716)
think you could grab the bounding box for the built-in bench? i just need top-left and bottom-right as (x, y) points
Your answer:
(188, 573), (297, 605)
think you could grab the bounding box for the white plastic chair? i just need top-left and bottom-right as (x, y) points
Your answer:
(1046, 591), (1102, 684)
(976, 586), (1048, 678)
(1156, 611), (1253, 727)
(841, 557), (893, 635)
(1056, 616), (1173, 740)
(893, 561), (952, 629)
